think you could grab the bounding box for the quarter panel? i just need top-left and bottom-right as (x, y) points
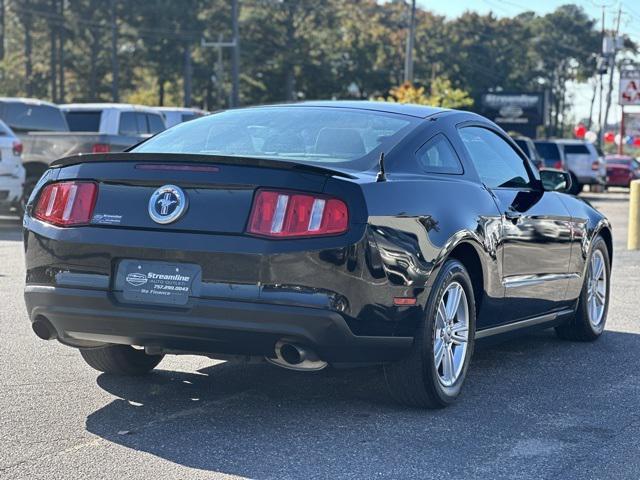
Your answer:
(361, 175), (503, 332)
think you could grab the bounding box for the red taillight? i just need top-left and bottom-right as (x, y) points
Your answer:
(12, 140), (23, 156)
(247, 189), (349, 238)
(92, 143), (110, 154)
(592, 161), (600, 171)
(34, 181), (98, 226)
(553, 160), (563, 169)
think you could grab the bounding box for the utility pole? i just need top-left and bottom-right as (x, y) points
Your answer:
(110, 0), (119, 102)
(597, 5), (606, 145)
(231, 0), (240, 107)
(0, 0), (5, 60)
(50, 0), (57, 102)
(58, 0), (64, 101)
(404, 0), (416, 84)
(201, 0), (240, 109)
(183, 40), (192, 107)
(602, 6), (622, 145)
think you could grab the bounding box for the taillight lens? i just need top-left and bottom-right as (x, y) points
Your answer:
(553, 160), (563, 169)
(34, 181), (98, 226)
(247, 189), (349, 238)
(92, 143), (110, 154)
(592, 160), (600, 171)
(12, 140), (23, 156)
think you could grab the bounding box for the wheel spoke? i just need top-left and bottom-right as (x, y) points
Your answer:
(593, 255), (604, 281)
(445, 285), (462, 321)
(590, 300), (598, 323)
(436, 302), (447, 329)
(442, 345), (454, 383)
(595, 289), (605, 305)
(451, 324), (468, 345)
(434, 337), (445, 367)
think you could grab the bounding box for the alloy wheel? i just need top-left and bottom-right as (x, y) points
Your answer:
(587, 249), (607, 328)
(434, 282), (469, 387)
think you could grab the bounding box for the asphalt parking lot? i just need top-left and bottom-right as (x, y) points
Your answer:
(1, 189), (639, 480)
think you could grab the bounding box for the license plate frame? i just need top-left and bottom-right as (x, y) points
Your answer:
(115, 260), (202, 306)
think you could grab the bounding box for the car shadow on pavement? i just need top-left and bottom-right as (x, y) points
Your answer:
(85, 328), (640, 478)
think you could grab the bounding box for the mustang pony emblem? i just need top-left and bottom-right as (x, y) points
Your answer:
(148, 185), (188, 224)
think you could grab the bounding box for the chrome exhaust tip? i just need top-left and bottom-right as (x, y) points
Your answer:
(32, 316), (57, 341)
(266, 340), (328, 371)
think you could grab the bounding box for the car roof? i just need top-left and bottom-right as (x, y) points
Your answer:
(0, 97), (59, 107)
(257, 100), (448, 119)
(61, 103), (161, 113)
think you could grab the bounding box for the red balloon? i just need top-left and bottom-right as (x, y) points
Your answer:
(604, 131), (615, 143)
(574, 124), (587, 139)
(634, 136), (640, 147)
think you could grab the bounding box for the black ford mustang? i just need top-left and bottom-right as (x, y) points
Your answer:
(23, 101), (612, 408)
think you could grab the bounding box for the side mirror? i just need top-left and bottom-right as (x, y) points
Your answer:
(539, 169), (572, 193)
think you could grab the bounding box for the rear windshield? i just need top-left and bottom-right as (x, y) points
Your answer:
(563, 144), (590, 155)
(0, 102), (68, 132)
(65, 111), (102, 132)
(132, 107), (418, 171)
(534, 141), (561, 167)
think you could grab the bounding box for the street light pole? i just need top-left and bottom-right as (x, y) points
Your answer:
(231, 0), (240, 107)
(404, 0), (416, 84)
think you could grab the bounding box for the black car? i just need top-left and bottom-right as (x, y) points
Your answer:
(23, 101), (612, 408)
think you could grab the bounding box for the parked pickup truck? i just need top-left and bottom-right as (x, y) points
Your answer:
(0, 98), (166, 197)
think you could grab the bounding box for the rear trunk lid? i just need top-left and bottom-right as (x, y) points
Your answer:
(49, 153), (362, 236)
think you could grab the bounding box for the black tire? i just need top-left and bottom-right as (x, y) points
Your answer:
(79, 345), (164, 375)
(384, 259), (476, 408)
(555, 236), (610, 342)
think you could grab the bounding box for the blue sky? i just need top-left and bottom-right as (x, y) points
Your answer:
(419, 1), (640, 126)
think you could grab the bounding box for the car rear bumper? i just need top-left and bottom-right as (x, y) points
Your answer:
(24, 285), (413, 364)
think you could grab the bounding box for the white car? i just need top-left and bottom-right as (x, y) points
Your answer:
(0, 119), (25, 214)
(155, 107), (207, 128)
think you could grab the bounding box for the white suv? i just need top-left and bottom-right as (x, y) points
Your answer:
(0, 119), (25, 214)
(535, 139), (606, 194)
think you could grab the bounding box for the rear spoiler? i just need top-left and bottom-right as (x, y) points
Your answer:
(50, 152), (358, 179)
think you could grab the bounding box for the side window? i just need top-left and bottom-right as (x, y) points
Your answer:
(119, 112), (138, 135)
(415, 134), (463, 174)
(147, 114), (165, 134)
(459, 126), (532, 189)
(135, 113), (149, 134)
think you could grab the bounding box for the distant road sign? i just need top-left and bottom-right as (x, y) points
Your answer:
(619, 70), (640, 106)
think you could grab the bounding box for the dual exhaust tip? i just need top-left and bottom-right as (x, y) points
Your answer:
(32, 316), (57, 341)
(267, 339), (328, 371)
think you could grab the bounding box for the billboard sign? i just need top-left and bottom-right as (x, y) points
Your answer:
(624, 111), (640, 138)
(619, 70), (640, 106)
(480, 93), (545, 137)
